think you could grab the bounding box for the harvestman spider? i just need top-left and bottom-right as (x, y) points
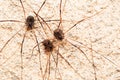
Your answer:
(37, 0), (120, 80)
(0, 0), (60, 80)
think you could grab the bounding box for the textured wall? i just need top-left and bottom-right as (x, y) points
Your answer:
(0, 0), (120, 80)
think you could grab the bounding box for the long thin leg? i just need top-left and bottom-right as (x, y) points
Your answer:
(64, 6), (108, 34)
(0, 20), (23, 23)
(58, 0), (62, 29)
(33, 32), (44, 80)
(0, 29), (22, 52)
(51, 47), (62, 79)
(76, 40), (120, 70)
(58, 51), (84, 79)
(43, 52), (50, 80)
(90, 39), (97, 80)
(48, 52), (51, 80)
(20, 0), (26, 19)
(37, 0), (47, 14)
(20, 31), (27, 80)
(66, 39), (92, 64)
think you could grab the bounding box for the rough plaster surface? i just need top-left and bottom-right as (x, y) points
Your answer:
(0, 0), (120, 80)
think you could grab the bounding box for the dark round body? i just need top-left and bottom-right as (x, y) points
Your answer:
(42, 39), (54, 52)
(26, 16), (35, 30)
(54, 29), (64, 41)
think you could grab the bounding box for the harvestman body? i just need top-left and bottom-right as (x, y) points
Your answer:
(54, 29), (64, 41)
(42, 39), (54, 53)
(25, 15), (35, 30)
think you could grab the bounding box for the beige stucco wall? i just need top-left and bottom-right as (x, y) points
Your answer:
(0, 0), (120, 80)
